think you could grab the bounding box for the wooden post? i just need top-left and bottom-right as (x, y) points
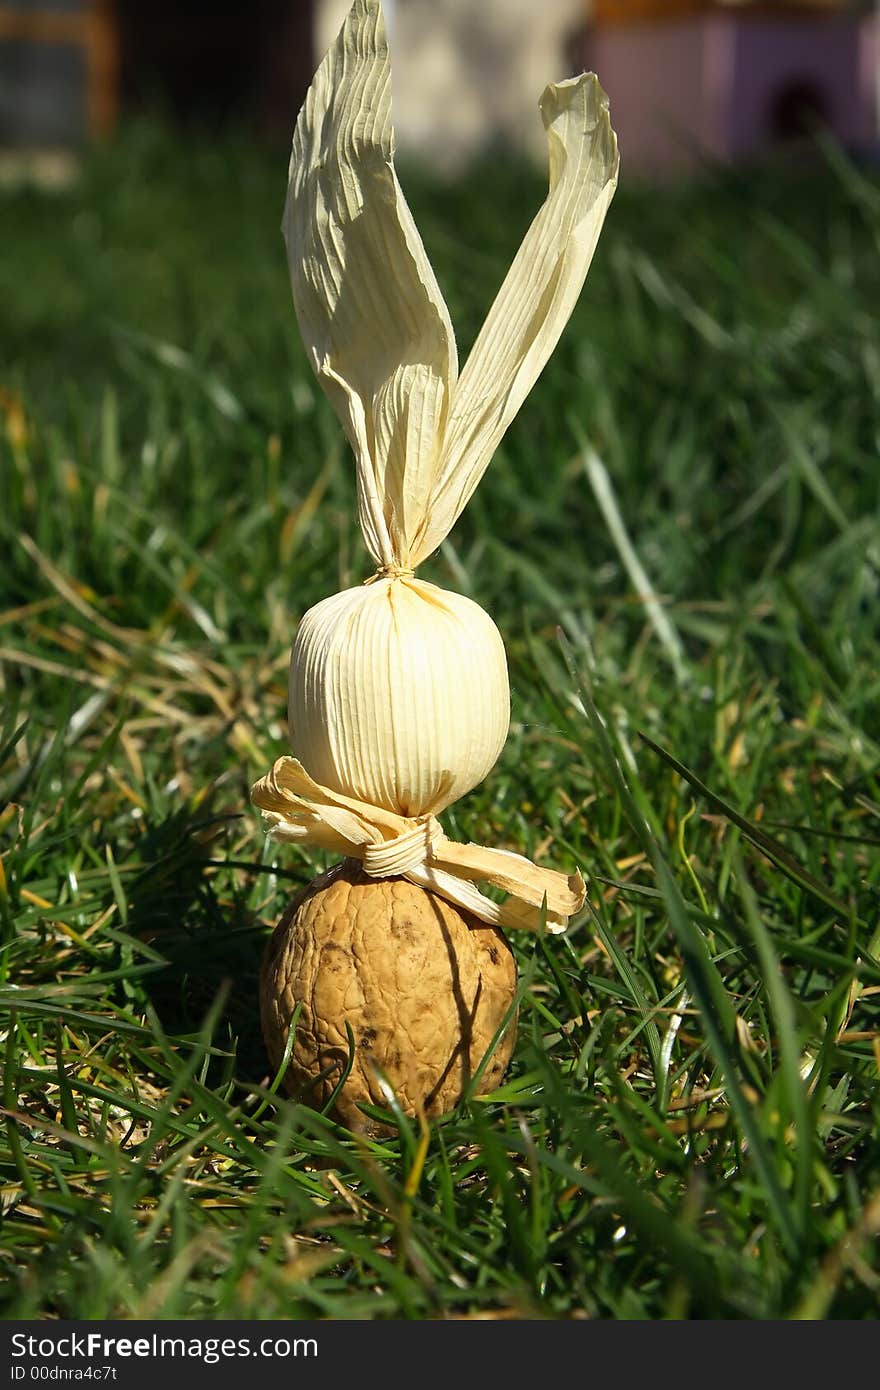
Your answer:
(87, 0), (119, 137)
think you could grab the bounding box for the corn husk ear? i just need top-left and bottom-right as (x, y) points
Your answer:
(283, 0), (457, 571)
(413, 75), (619, 566)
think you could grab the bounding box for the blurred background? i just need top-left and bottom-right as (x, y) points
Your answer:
(1, 0), (878, 688)
(2, 0), (879, 633)
(1, 0), (878, 176)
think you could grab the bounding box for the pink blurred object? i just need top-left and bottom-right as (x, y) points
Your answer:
(579, 3), (879, 175)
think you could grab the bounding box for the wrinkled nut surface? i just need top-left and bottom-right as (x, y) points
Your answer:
(260, 859), (517, 1130)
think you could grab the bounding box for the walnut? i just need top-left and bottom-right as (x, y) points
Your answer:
(260, 859), (517, 1132)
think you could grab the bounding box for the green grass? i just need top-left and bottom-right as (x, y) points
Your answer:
(1, 122), (879, 1319)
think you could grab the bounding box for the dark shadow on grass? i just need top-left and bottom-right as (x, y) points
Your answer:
(123, 799), (285, 1087)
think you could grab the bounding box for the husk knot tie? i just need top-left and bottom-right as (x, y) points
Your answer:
(251, 756), (585, 934)
(364, 563), (416, 584)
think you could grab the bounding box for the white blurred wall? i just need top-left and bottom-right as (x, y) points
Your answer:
(316, 0), (587, 170)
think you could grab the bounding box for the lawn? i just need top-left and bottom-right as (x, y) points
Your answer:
(1, 122), (879, 1319)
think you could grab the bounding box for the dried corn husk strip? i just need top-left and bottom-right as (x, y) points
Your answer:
(415, 75), (619, 564)
(252, 756), (585, 934)
(284, 0), (618, 572)
(284, 0), (456, 570)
